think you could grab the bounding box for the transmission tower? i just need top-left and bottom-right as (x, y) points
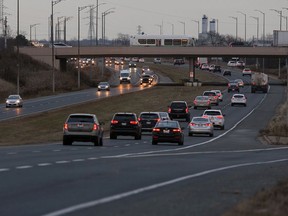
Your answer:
(88, 5), (95, 45)
(0, 0), (4, 35)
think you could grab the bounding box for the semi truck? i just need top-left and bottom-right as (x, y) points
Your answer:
(251, 72), (268, 93)
(273, 30), (288, 46)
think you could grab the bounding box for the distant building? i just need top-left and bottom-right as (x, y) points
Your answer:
(202, 15), (208, 34)
(210, 19), (216, 33)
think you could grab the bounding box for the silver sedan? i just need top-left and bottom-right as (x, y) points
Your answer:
(5, 95), (23, 108)
(188, 117), (214, 137)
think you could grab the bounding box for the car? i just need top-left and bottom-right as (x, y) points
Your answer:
(5, 95), (23, 108)
(223, 70), (232, 76)
(105, 58), (112, 64)
(168, 101), (191, 122)
(128, 61), (137, 68)
(63, 113), (104, 146)
(50, 42), (72, 48)
(231, 94), (247, 106)
(193, 95), (211, 109)
(124, 57), (131, 61)
(235, 79), (244, 87)
(174, 59), (185, 65)
(97, 82), (110, 91)
(152, 120), (184, 145)
(138, 58), (145, 63)
(110, 112), (142, 140)
(157, 112), (171, 121)
(138, 112), (161, 132)
(227, 61), (236, 67)
(209, 64), (215, 71)
(188, 117), (214, 137)
(213, 65), (221, 73)
(131, 57), (139, 62)
(140, 74), (154, 85)
(210, 90), (223, 101)
(203, 91), (219, 105)
(153, 58), (161, 64)
(141, 65), (150, 73)
(202, 109), (225, 130)
(119, 70), (131, 84)
(242, 68), (252, 76)
(228, 81), (240, 93)
(114, 59), (124, 65)
(200, 63), (209, 70)
(236, 60), (245, 67)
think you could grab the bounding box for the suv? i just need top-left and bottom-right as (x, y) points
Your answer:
(213, 65), (221, 73)
(202, 109), (225, 130)
(168, 101), (191, 122)
(203, 91), (219, 105)
(63, 113), (104, 146)
(140, 74), (153, 85)
(110, 113), (142, 139)
(138, 112), (161, 132)
(228, 81), (240, 93)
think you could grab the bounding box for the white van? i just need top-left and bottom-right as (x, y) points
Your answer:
(119, 70), (131, 84)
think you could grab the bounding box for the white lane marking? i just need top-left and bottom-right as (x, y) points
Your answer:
(55, 161), (70, 164)
(53, 149), (61, 152)
(125, 144), (130, 147)
(7, 152), (17, 155)
(38, 163), (52, 167)
(0, 168), (9, 172)
(72, 159), (85, 162)
(41, 158), (288, 216)
(87, 157), (97, 160)
(16, 165), (33, 169)
(104, 93), (268, 158)
(32, 151), (41, 153)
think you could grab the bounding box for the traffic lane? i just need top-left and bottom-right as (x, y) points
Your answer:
(1, 147), (287, 216)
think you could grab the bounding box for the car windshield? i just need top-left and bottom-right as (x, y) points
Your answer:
(203, 92), (216, 96)
(234, 95), (244, 98)
(8, 95), (20, 99)
(99, 82), (108, 85)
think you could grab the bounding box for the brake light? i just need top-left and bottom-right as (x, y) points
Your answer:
(93, 124), (98, 130)
(168, 108), (171, 113)
(153, 128), (160, 132)
(185, 107), (189, 113)
(64, 123), (68, 130)
(217, 115), (223, 119)
(205, 123), (212, 127)
(202, 115), (209, 118)
(173, 128), (181, 133)
(138, 118), (141, 121)
(130, 121), (138, 125)
(193, 100), (196, 104)
(214, 96), (218, 99)
(189, 123), (196, 126)
(111, 120), (118, 124)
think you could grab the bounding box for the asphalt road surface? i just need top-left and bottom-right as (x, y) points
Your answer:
(0, 65), (287, 216)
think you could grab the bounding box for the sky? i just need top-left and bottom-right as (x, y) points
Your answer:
(4, 0), (288, 42)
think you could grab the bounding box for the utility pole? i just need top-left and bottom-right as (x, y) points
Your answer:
(4, 15), (7, 49)
(88, 5), (95, 46)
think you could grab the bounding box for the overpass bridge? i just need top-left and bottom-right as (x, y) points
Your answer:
(19, 46), (288, 81)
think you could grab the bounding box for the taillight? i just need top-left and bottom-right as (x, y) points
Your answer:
(111, 120), (118, 124)
(214, 96), (218, 99)
(217, 115), (223, 119)
(153, 128), (160, 132)
(93, 124), (98, 130)
(130, 121), (138, 125)
(189, 123), (196, 126)
(185, 107), (189, 113)
(173, 128), (181, 133)
(205, 123), (212, 127)
(138, 118), (141, 121)
(193, 100), (196, 104)
(168, 108), (171, 113)
(64, 123), (68, 130)
(155, 118), (160, 122)
(228, 83), (231, 87)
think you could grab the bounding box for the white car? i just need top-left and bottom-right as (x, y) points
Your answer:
(209, 64), (215, 71)
(242, 68), (252, 76)
(211, 90), (223, 101)
(200, 63), (209, 70)
(227, 61), (236, 67)
(231, 94), (247, 106)
(153, 58), (161, 64)
(236, 61), (245, 67)
(97, 82), (110, 91)
(139, 58), (145, 63)
(202, 109), (225, 130)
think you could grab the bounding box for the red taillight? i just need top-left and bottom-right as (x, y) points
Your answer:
(64, 123), (68, 130)
(173, 128), (181, 133)
(217, 115), (223, 119)
(168, 108), (171, 113)
(189, 123), (196, 126)
(202, 115), (209, 118)
(153, 128), (160, 132)
(185, 107), (189, 113)
(111, 120), (118, 124)
(193, 100), (196, 104)
(93, 124), (98, 130)
(205, 123), (212, 127)
(138, 118), (141, 121)
(228, 83), (231, 87)
(214, 96), (218, 99)
(130, 121), (138, 125)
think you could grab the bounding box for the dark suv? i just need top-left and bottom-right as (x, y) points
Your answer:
(138, 112), (160, 132)
(168, 101), (191, 122)
(63, 113), (104, 146)
(228, 81), (240, 93)
(110, 113), (142, 139)
(213, 65), (221, 73)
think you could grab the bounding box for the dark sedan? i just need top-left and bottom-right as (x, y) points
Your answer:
(152, 120), (184, 145)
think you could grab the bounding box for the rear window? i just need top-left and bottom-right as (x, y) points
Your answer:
(203, 92), (216, 96)
(68, 116), (94, 123)
(114, 114), (135, 121)
(157, 121), (178, 128)
(204, 111), (221, 116)
(234, 95), (244, 98)
(140, 113), (159, 120)
(193, 118), (209, 122)
(170, 102), (187, 108)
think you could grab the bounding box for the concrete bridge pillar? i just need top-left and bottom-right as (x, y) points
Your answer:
(59, 58), (67, 72)
(188, 57), (196, 82)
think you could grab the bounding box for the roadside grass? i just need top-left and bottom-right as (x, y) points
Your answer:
(0, 85), (223, 146)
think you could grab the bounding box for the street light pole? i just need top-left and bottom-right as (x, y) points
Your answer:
(237, 11), (246, 41)
(229, 16), (238, 40)
(255, 10), (265, 44)
(179, 21), (185, 34)
(17, 0), (20, 95)
(192, 19), (199, 39)
(51, 0), (65, 93)
(102, 8), (115, 45)
(270, 9), (283, 30)
(251, 16), (259, 69)
(167, 22), (174, 35)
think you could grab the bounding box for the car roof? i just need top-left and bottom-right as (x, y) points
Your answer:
(69, 113), (95, 117)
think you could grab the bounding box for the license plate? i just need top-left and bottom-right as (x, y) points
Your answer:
(146, 122), (151, 125)
(163, 129), (170, 133)
(122, 123), (127, 126)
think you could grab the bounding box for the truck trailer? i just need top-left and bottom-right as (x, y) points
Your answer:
(251, 72), (268, 93)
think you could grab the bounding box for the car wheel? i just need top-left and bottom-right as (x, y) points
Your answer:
(110, 133), (117, 139)
(94, 137), (99, 146)
(99, 136), (103, 146)
(209, 133), (214, 137)
(152, 140), (157, 145)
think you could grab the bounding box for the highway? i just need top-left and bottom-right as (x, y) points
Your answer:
(0, 65), (287, 216)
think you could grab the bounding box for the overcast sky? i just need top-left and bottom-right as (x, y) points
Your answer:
(4, 0), (288, 41)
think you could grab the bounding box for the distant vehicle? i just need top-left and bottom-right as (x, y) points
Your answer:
(128, 61), (137, 68)
(273, 30), (288, 47)
(203, 91), (219, 105)
(115, 59), (124, 65)
(231, 94), (247, 106)
(210, 90), (223, 101)
(229, 41), (245, 47)
(228, 80), (240, 93)
(193, 96), (211, 109)
(213, 65), (221, 73)
(188, 117), (214, 137)
(227, 61), (236, 67)
(110, 112), (142, 140)
(234, 79), (244, 87)
(209, 64), (215, 71)
(236, 61), (245, 67)
(97, 82), (110, 91)
(168, 101), (191, 122)
(200, 63), (209, 70)
(152, 120), (184, 145)
(119, 70), (131, 84)
(202, 109), (225, 130)
(153, 58), (161, 64)
(138, 112), (160, 132)
(50, 42), (72, 48)
(242, 68), (252, 76)
(141, 65), (150, 73)
(251, 72), (268, 93)
(105, 58), (112, 64)
(223, 70), (232, 76)
(140, 74), (154, 85)
(138, 58), (145, 63)
(131, 57), (139, 62)
(130, 34), (195, 46)
(196, 57), (208, 68)
(63, 113), (104, 146)
(174, 59), (185, 65)
(124, 57), (131, 61)
(5, 95), (23, 108)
